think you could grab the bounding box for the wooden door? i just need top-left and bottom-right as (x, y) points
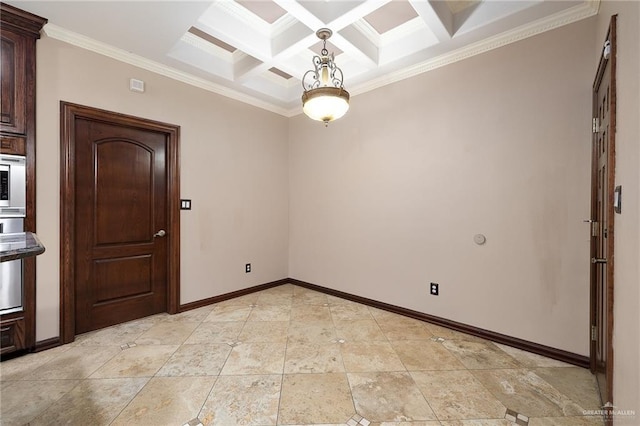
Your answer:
(61, 102), (181, 340)
(590, 15), (616, 409)
(75, 119), (168, 333)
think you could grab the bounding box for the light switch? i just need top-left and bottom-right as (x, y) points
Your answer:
(180, 199), (191, 210)
(614, 186), (622, 213)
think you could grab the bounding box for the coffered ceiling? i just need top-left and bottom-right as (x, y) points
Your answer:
(8, 0), (598, 116)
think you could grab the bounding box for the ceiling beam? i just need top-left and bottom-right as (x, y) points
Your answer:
(409, 0), (454, 41)
(271, 0), (324, 32)
(336, 25), (379, 68)
(327, 0), (392, 31)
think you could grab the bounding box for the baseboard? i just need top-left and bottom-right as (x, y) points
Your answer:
(288, 278), (590, 369)
(34, 336), (61, 352)
(178, 278), (289, 312)
(28, 276), (590, 369)
(25, 279), (288, 353)
(0, 337), (58, 359)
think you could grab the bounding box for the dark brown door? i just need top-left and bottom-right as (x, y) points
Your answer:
(74, 118), (168, 333)
(590, 15), (616, 408)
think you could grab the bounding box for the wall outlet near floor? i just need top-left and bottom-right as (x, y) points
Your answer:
(245, 263), (251, 273)
(430, 282), (439, 296)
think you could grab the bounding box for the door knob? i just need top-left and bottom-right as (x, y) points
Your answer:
(154, 229), (166, 238)
(591, 257), (607, 264)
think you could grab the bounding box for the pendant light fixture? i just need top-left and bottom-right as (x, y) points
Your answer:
(301, 28), (350, 126)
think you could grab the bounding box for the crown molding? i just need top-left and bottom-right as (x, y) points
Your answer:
(181, 32), (234, 61)
(43, 23), (291, 117)
(0, 2), (48, 38)
(350, 0), (600, 97)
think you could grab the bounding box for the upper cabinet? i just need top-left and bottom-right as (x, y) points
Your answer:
(1, 29), (26, 135)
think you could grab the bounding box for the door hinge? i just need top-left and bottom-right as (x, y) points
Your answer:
(591, 325), (597, 341)
(592, 117), (600, 133)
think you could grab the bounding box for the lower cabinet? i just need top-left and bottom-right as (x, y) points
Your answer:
(0, 317), (26, 354)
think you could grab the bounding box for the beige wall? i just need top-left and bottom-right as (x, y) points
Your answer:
(32, 8), (638, 403)
(35, 37), (290, 341)
(289, 18), (596, 355)
(595, 1), (640, 420)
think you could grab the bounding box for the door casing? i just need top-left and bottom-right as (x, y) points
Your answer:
(60, 101), (181, 344)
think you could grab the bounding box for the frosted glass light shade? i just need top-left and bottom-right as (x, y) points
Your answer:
(302, 87), (350, 123)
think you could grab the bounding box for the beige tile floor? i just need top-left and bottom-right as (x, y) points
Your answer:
(0, 284), (604, 426)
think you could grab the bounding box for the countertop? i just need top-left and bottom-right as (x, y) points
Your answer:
(0, 232), (46, 262)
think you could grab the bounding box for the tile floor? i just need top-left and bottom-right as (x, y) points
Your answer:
(0, 284), (604, 426)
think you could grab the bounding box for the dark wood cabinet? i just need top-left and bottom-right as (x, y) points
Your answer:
(1, 135), (26, 155)
(0, 3), (46, 356)
(1, 29), (26, 135)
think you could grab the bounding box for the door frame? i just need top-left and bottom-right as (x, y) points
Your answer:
(59, 101), (181, 344)
(589, 15), (616, 405)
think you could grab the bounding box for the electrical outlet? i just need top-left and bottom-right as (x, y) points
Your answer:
(245, 263), (251, 273)
(430, 282), (439, 296)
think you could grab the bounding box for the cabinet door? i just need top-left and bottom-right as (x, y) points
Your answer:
(0, 30), (26, 135)
(1, 136), (26, 155)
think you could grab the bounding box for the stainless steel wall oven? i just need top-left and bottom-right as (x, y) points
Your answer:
(0, 154), (26, 315)
(0, 154), (26, 217)
(0, 217), (24, 314)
